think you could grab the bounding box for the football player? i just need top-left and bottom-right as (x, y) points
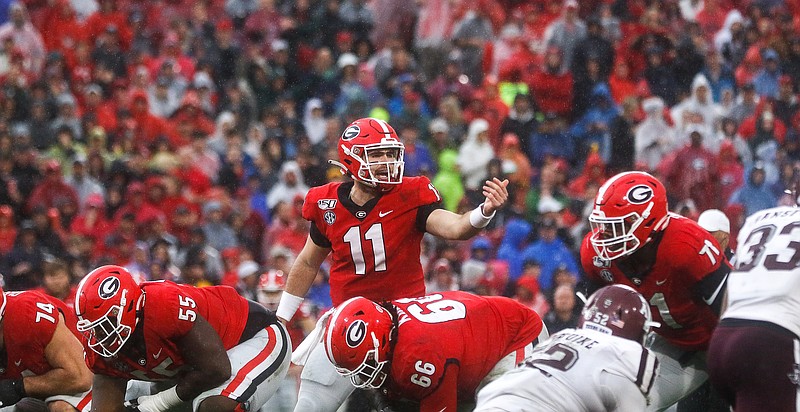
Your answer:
(474, 284), (660, 411)
(323, 291), (545, 412)
(579, 171), (730, 411)
(0, 288), (93, 411)
(74, 265), (291, 412)
(707, 203), (800, 411)
(275, 117), (509, 411)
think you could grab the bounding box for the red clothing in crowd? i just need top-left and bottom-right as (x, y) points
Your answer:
(129, 90), (176, 149)
(665, 144), (721, 211)
(83, 6), (132, 50)
(527, 68), (573, 118)
(41, 0), (86, 56)
(27, 176), (79, 214)
(717, 141), (745, 204)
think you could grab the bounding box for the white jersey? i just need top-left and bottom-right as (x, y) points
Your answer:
(724, 206), (800, 337)
(475, 328), (658, 412)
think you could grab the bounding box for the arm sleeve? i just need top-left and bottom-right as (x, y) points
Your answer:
(694, 263), (730, 315)
(415, 202), (443, 233)
(309, 221), (332, 248)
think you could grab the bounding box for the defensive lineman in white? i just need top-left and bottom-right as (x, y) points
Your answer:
(708, 204), (800, 411)
(474, 284), (660, 412)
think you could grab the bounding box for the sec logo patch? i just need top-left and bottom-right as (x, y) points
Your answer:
(324, 211), (336, 225)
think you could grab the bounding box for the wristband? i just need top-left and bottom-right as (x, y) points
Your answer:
(151, 386), (182, 409)
(469, 203), (496, 229)
(276, 292), (304, 321)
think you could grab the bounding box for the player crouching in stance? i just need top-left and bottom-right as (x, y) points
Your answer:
(74, 265), (291, 412)
(0, 287), (93, 411)
(323, 291), (546, 412)
(475, 284), (660, 412)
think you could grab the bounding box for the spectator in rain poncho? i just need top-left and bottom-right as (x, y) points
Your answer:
(432, 149), (464, 212)
(728, 162), (777, 217)
(569, 83), (618, 164)
(670, 74), (721, 146)
(266, 161), (309, 211)
(457, 118), (495, 196)
(636, 96), (675, 171)
(303, 98), (327, 147)
(496, 218), (532, 281)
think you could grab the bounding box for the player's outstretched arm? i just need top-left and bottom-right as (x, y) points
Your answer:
(426, 178), (509, 240)
(24, 314), (93, 398)
(91, 374), (129, 412)
(277, 235), (331, 323)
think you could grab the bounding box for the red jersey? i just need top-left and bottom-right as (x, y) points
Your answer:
(85, 282), (249, 381)
(580, 214), (726, 351)
(302, 177), (441, 305)
(0, 291), (79, 379)
(387, 292), (542, 410)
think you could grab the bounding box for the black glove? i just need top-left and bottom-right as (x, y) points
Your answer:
(0, 379), (25, 407)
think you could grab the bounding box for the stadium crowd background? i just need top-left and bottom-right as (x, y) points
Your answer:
(0, 0), (796, 357)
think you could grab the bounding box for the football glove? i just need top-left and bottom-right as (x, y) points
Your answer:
(0, 379), (25, 407)
(123, 386), (182, 412)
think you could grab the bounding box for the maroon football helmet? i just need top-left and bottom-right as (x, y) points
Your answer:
(578, 284), (658, 344)
(589, 171), (670, 260)
(332, 117), (405, 191)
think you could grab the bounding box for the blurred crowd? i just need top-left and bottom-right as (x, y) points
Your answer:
(1, 0), (799, 353)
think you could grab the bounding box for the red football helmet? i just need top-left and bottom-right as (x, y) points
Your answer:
(578, 284), (659, 344)
(324, 297), (395, 389)
(332, 118), (405, 191)
(257, 269), (286, 310)
(589, 171), (670, 260)
(75, 265), (144, 357)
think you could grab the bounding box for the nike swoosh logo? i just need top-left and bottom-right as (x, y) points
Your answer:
(13, 360), (21, 367)
(378, 210), (393, 218)
(153, 348), (163, 359)
(656, 279), (666, 285)
(703, 274), (728, 306)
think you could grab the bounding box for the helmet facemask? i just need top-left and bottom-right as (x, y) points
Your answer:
(342, 139), (405, 190)
(589, 203), (653, 260)
(77, 290), (134, 358)
(334, 331), (389, 389)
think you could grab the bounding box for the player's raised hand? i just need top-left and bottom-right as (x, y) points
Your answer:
(481, 178), (509, 215)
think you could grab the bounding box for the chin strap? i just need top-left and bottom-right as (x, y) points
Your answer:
(327, 159), (348, 176)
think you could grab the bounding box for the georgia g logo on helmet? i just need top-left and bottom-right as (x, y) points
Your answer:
(346, 320), (367, 348)
(342, 125), (361, 141)
(626, 185), (654, 204)
(98, 276), (121, 299)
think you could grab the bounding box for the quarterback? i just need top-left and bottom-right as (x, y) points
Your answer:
(276, 117), (509, 411)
